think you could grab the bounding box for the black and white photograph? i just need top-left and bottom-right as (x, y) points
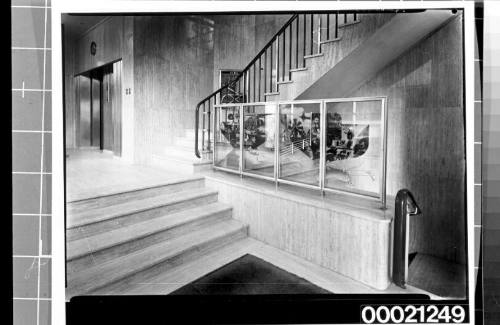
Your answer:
(51, 1), (477, 322)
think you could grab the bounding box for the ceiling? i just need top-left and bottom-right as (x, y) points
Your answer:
(62, 14), (109, 38)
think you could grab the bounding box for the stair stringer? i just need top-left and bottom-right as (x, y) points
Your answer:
(278, 13), (396, 101)
(296, 10), (457, 100)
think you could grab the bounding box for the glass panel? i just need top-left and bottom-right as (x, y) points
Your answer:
(242, 104), (276, 178)
(214, 105), (241, 171)
(278, 102), (321, 186)
(324, 100), (383, 196)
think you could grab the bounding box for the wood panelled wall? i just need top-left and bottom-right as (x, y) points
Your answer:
(75, 17), (124, 74)
(206, 176), (393, 290)
(64, 34), (77, 148)
(133, 16), (215, 164)
(349, 14), (466, 264)
(212, 15), (291, 89)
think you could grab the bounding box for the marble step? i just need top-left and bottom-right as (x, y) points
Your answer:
(67, 202), (233, 273)
(68, 176), (205, 212)
(66, 219), (248, 298)
(67, 188), (219, 241)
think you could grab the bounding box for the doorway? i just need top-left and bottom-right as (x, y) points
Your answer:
(75, 60), (122, 156)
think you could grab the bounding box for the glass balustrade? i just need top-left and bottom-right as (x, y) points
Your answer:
(242, 103), (277, 179)
(213, 97), (387, 207)
(214, 105), (241, 172)
(278, 101), (322, 187)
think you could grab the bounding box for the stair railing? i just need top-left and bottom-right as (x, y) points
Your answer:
(195, 12), (359, 158)
(392, 189), (422, 288)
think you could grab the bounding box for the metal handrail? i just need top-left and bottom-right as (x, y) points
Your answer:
(195, 13), (359, 158)
(195, 14), (298, 158)
(392, 189), (422, 288)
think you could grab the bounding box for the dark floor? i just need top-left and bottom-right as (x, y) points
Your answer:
(170, 254), (332, 295)
(408, 253), (467, 298)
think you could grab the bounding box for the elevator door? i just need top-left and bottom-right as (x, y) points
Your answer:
(91, 78), (101, 148)
(77, 74), (101, 148)
(76, 61), (121, 154)
(101, 61), (122, 155)
(77, 75), (91, 147)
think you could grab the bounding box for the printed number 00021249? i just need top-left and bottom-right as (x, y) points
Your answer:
(360, 305), (467, 324)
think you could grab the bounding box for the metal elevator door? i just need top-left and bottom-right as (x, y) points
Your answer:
(91, 78), (101, 148)
(76, 74), (101, 148)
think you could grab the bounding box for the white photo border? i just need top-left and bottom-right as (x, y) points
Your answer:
(51, 1), (476, 324)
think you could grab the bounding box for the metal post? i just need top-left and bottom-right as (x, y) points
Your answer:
(310, 14), (314, 55)
(295, 16), (299, 69)
(320, 100), (326, 190)
(288, 23), (292, 80)
(274, 102), (279, 183)
(392, 190), (421, 289)
(335, 12), (338, 39)
(381, 97), (388, 209)
(239, 104), (244, 174)
(275, 38), (280, 87)
(207, 99), (212, 151)
(326, 14), (330, 40)
(303, 14), (306, 67)
(317, 15), (322, 53)
(263, 50), (267, 95)
(201, 102), (205, 152)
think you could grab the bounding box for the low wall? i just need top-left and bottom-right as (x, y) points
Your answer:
(205, 173), (394, 290)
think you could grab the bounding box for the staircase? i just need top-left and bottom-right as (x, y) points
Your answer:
(150, 128), (212, 174)
(66, 176), (248, 299)
(195, 10), (457, 158)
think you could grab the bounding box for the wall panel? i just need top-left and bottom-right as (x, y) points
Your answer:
(349, 14), (466, 264)
(133, 16), (214, 164)
(212, 14), (292, 89)
(206, 175), (393, 290)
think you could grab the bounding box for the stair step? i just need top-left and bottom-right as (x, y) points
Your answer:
(66, 219), (247, 297)
(106, 237), (254, 295)
(167, 146), (199, 159)
(338, 20), (361, 28)
(155, 153), (212, 167)
(68, 176), (204, 212)
(320, 37), (342, 45)
(290, 67), (308, 73)
(67, 188), (219, 229)
(149, 155), (212, 176)
(304, 53), (324, 59)
(174, 137), (194, 149)
(67, 202), (233, 273)
(164, 145), (213, 163)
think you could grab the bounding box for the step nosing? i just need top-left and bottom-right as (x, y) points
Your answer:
(68, 222), (245, 293)
(67, 205), (233, 260)
(68, 190), (219, 228)
(67, 177), (205, 204)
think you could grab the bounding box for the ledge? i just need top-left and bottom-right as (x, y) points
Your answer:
(264, 92), (280, 96)
(277, 80), (293, 85)
(204, 170), (393, 223)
